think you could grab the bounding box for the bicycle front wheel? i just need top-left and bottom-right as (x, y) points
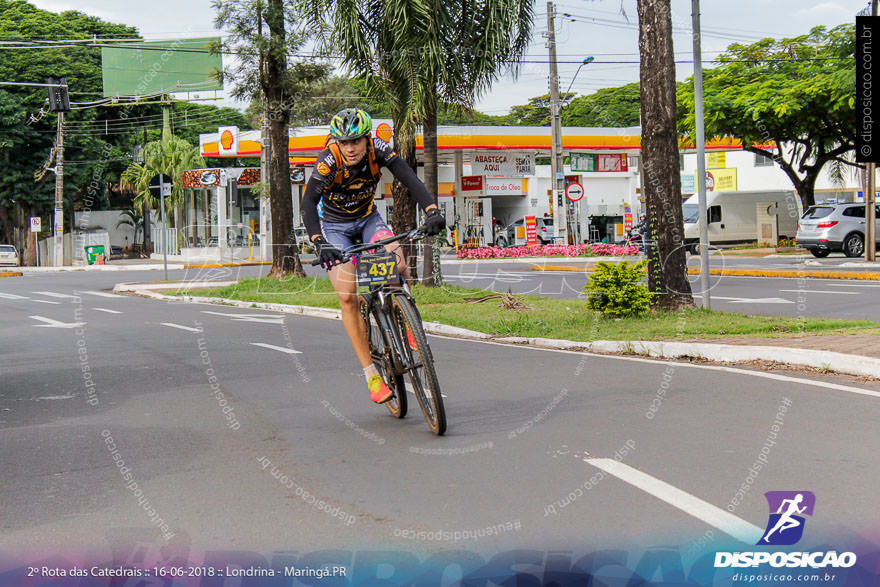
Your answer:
(391, 295), (446, 435)
(360, 296), (407, 418)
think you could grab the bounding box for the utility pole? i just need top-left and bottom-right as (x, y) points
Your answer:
(868, 0), (878, 263)
(47, 77), (70, 267)
(260, 99), (270, 261)
(692, 0), (711, 308)
(53, 110), (64, 266)
(547, 1), (566, 243)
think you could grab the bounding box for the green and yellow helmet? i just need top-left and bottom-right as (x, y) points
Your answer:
(329, 108), (372, 141)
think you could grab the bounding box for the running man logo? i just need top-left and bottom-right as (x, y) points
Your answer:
(758, 491), (816, 546)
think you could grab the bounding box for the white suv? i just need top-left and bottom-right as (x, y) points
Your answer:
(0, 244), (19, 266)
(796, 203), (880, 257)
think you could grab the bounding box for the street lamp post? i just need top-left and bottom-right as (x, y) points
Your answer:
(563, 56), (595, 105)
(559, 56), (594, 243)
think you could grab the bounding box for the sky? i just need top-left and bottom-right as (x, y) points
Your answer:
(27, 0), (868, 117)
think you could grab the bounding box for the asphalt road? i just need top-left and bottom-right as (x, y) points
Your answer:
(437, 262), (880, 321)
(1, 271), (879, 572)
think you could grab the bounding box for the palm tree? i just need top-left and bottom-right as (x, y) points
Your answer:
(115, 206), (144, 253)
(300, 0), (534, 284)
(120, 134), (205, 253)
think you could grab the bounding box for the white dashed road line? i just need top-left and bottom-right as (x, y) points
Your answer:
(93, 308), (122, 314)
(202, 310), (285, 324)
(779, 289), (859, 295)
(584, 458), (763, 544)
(0, 292), (28, 299)
(160, 322), (202, 333)
(79, 290), (125, 298)
(29, 315), (86, 329)
(33, 291), (80, 299)
(250, 342), (302, 354)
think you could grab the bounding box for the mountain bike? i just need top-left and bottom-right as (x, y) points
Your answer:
(312, 227), (446, 435)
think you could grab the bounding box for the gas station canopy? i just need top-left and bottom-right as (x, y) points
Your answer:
(199, 122), (747, 163)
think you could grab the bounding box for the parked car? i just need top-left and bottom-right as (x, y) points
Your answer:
(495, 216), (554, 247)
(0, 244), (19, 266)
(796, 203), (880, 258)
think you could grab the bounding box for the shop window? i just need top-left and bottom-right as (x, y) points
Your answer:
(754, 151), (775, 166)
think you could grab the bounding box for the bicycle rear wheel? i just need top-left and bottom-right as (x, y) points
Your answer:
(360, 296), (407, 418)
(391, 295), (446, 435)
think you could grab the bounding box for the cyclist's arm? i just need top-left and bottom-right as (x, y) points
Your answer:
(375, 138), (437, 213)
(302, 151), (337, 241)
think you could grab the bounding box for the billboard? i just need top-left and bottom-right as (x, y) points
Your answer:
(101, 38), (223, 97)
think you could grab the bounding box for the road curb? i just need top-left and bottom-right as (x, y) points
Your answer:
(0, 271), (22, 277)
(184, 261), (272, 268)
(117, 283), (880, 380)
(531, 265), (880, 280)
(19, 264), (185, 272)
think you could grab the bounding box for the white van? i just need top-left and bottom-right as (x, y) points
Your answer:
(682, 190), (801, 251)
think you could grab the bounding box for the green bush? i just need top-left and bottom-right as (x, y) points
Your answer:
(583, 260), (651, 318)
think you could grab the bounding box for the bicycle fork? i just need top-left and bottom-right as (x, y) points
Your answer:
(373, 297), (412, 375)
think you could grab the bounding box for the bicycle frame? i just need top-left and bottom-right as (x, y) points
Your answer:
(361, 283), (415, 375)
(312, 226), (428, 376)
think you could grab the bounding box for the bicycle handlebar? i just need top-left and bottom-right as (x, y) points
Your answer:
(309, 226), (427, 266)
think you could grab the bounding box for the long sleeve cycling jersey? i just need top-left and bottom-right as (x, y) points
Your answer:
(301, 136), (435, 239)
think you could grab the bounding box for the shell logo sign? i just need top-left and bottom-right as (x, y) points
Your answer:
(220, 130), (234, 149)
(376, 122), (393, 143)
(218, 126), (239, 156)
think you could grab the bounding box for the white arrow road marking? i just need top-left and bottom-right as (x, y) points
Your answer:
(584, 458), (763, 544)
(780, 289), (859, 295)
(79, 290), (125, 298)
(161, 322), (202, 332)
(93, 308), (122, 314)
(29, 315), (86, 329)
(33, 291), (80, 299)
(202, 310), (284, 324)
(0, 292), (28, 299)
(712, 296), (794, 304)
(250, 342), (302, 354)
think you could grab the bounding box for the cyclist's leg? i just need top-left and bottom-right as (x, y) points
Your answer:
(322, 221), (371, 368)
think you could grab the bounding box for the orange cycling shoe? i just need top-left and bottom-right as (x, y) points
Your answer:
(367, 374), (393, 404)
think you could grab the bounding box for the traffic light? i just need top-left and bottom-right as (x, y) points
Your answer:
(46, 77), (70, 112)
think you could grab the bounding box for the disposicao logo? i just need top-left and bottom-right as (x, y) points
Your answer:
(759, 490), (815, 546)
(714, 491), (857, 570)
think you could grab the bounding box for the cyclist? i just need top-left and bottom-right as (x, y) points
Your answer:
(302, 108), (445, 404)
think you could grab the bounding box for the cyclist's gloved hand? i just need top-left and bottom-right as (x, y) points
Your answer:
(312, 236), (345, 269)
(423, 208), (446, 236)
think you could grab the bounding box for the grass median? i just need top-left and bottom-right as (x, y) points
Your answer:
(183, 275), (880, 342)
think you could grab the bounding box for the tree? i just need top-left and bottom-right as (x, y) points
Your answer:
(215, 0), (327, 278)
(563, 83), (642, 127)
(302, 0), (534, 285)
(0, 1), (139, 259)
(506, 93), (571, 126)
(115, 206), (144, 250)
(677, 24), (856, 209)
(418, 0), (535, 286)
(637, 0), (693, 311)
(119, 133), (205, 250)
